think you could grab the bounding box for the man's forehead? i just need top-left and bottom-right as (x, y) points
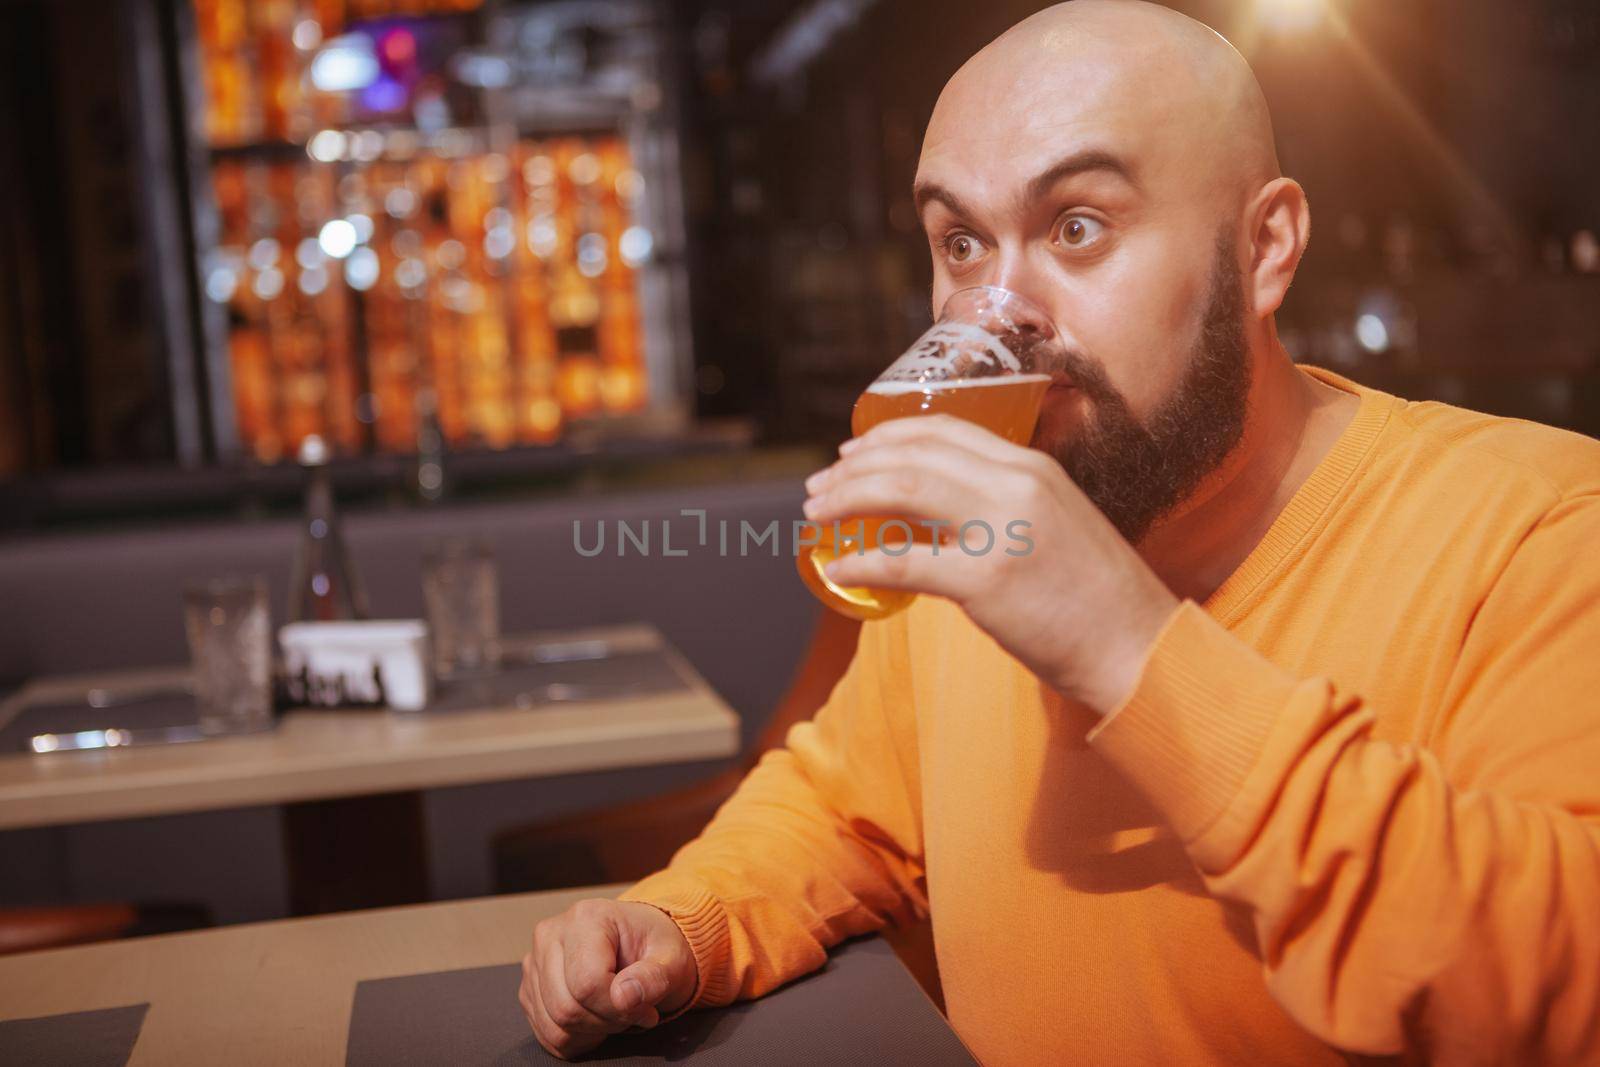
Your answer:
(929, 43), (1150, 137)
(916, 86), (1168, 209)
(921, 40), (1196, 172)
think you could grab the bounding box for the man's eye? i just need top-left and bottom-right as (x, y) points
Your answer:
(1057, 215), (1105, 248)
(945, 233), (982, 263)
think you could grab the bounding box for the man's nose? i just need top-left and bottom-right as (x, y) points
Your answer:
(992, 254), (1056, 326)
(987, 260), (1058, 340)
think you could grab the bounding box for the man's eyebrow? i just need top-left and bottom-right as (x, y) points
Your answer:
(912, 180), (981, 223)
(913, 148), (1141, 224)
(1023, 149), (1140, 202)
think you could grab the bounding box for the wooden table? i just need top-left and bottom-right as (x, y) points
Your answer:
(0, 624), (740, 831)
(0, 883), (625, 1065)
(0, 624), (739, 912)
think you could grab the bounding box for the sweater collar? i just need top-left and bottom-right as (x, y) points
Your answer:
(1200, 364), (1395, 624)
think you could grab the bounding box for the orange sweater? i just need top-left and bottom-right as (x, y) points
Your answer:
(624, 366), (1600, 1064)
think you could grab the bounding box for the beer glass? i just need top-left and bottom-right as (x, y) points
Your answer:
(797, 286), (1062, 620)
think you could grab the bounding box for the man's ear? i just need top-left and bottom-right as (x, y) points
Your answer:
(1245, 178), (1310, 319)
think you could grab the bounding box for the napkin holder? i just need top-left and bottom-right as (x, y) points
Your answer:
(278, 620), (432, 712)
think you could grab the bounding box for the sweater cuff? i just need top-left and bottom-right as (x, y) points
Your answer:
(1087, 600), (1300, 858)
(618, 874), (737, 1013)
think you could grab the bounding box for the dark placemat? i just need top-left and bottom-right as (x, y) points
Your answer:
(0, 694), (196, 753)
(0, 1003), (149, 1067)
(345, 937), (975, 1066)
(428, 650), (693, 714)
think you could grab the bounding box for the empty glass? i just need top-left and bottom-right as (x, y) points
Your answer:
(422, 538), (501, 678)
(183, 576), (274, 735)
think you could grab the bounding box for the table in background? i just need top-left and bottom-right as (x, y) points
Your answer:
(0, 625), (739, 911)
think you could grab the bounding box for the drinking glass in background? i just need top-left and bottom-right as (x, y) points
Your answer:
(422, 538), (501, 678)
(183, 576), (274, 735)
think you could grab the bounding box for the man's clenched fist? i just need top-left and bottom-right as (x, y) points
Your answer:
(519, 898), (697, 1060)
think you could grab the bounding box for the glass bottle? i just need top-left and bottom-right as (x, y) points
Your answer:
(288, 434), (371, 621)
(413, 387), (447, 503)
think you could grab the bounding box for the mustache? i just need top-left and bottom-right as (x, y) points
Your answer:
(1044, 345), (1125, 408)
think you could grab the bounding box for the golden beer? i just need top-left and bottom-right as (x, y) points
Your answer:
(798, 373), (1052, 620)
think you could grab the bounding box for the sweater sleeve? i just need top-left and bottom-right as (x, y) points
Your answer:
(1088, 494), (1600, 1062)
(619, 610), (927, 1011)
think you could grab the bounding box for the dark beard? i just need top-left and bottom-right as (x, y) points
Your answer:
(1043, 232), (1251, 543)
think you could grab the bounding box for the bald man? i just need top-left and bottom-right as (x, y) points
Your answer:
(520, 3), (1600, 1062)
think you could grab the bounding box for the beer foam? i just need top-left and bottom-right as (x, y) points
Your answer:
(876, 321), (1023, 384)
(865, 373), (1052, 396)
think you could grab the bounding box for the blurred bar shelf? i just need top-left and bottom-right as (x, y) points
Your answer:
(177, 0), (695, 470)
(0, 418), (785, 533)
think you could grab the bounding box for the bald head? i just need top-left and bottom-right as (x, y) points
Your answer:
(923, 0), (1279, 213)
